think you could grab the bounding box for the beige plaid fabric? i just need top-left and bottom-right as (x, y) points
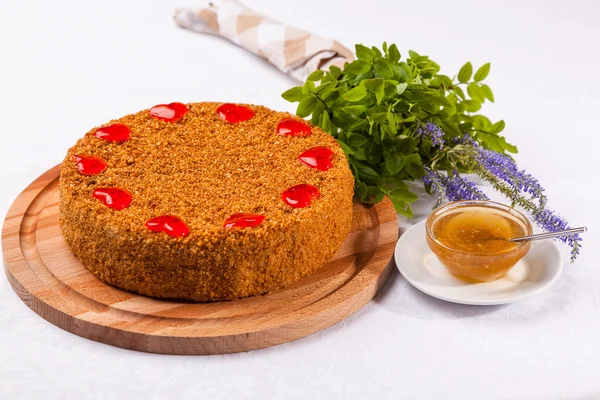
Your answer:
(174, 0), (355, 82)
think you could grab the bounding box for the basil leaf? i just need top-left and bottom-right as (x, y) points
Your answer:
(396, 137), (417, 155)
(302, 80), (315, 94)
(490, 120), (505, 134)
(386, 152), (405, 174)
(481, 84), (495, 102)
(452, 85), (466, 100)
(348, 133), (368, 148)
(320, 111), (332, 133)
(364, 142), (383, 164)
(458, 61), (473, 83)
(342, 105), (367, 115)
(463, 99), (482, 113)
(474, 63), (490, 82)
(342, 86), (368, 102)
(355, 44), (375, 62)
(389, 188), (419, 203)
(364, 78), (384, 94)
(374, 59), (394, 78)
(354, 147), (366, 160)
(476, 132), (504, 152)
(355, 181), (368, 199)
(316, 82), (339, 100)
(336, 140), (354, 155)
(387, 44), (401, 63)
(329, 65), (342, 79)
(358, 165), (380, 184)
(396, 82), (408, 96)
(347, 119), (369, 131)
(467, 83), (485, 102)
(363, 186), (385, 203)
(307, 70), (324, 81)
(391, 198), (414, 217)
(281, 86), (304, 102)
(405, 154), (425, 178)
(346, 60), (371, 75)
(473, 115), (492, 130)
(498, 136), (518, 153)
(310, 102), (325, 125)
(296, 96), (318, 117)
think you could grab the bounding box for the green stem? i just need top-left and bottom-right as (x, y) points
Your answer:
(311, 92), (330, 112)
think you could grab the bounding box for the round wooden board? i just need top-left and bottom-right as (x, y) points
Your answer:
(2, 165), (398, 355)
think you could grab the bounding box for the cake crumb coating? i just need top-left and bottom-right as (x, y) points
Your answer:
(59, 102), (354, 301)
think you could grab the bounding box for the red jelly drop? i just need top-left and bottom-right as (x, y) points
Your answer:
(223, 213), (265, 229)
(145, 216), (190, 237)
(93, 188), (132, 210)
(94, 123), (131, 142)
(282, 184), (320, 209)
(216, 103), (255, 123)
(73, 155), (107, 175)
(149, 102), (189, 122)
(277, 118), (312, 137)
(298, 146), (334, 171)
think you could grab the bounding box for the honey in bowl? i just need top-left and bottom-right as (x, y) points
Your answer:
(426, 201), (533, 283)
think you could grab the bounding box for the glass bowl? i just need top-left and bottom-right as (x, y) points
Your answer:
(425, 200), (533, 283)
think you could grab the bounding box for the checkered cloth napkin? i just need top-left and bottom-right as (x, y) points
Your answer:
(174, 0), (355, 82)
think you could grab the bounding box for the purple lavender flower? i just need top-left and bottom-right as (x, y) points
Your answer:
(471, 149), (582, 261)
(416, 122), (445, 148)
(422, 166), (437, 189)
(423, 167), (488, 204)
(531, 208), (582, 262)
(443, 173), (489, 202)
(422, 167), (444, 207)
(453, 133), (476, 145)
(475, 147), (545, 205)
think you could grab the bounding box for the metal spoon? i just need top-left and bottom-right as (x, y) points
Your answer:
(508, 227), (587, 243)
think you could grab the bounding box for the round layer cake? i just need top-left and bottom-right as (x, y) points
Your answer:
(59, 102), (354, 301)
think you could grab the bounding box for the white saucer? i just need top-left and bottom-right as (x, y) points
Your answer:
(394, 220), (563, 305)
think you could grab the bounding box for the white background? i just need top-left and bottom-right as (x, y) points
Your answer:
(1, 0), (599, 399)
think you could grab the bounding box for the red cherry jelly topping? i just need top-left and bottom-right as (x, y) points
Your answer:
(149, 102), (189, 122)
(282, 184), (320, 209)
(93, 188), (132, 210)
(223, 213), (265, 229)
(73, 155), (107, 175)
(298, 146), (334, 171)
(277, 118), (312, 137)
(145, 216), (190, 237)
(216, 103), (255, 123)
(94, 123), (131, 142)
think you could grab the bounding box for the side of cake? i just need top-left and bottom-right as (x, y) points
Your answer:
(59, 102), (354, 301)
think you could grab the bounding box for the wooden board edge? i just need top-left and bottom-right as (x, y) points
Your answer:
(2, 165), (399, 355)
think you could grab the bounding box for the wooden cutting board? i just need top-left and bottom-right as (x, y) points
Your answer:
(2, 165), (398, 355)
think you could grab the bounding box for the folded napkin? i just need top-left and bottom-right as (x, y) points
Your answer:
(174, 0), (355, 82)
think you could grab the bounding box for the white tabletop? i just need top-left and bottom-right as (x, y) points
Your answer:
(1, 0), (599, 399)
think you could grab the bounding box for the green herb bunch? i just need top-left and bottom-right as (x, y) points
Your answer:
(281, 42), (516, 217)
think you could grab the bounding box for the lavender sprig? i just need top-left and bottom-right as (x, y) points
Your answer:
(531, 208), (582, 262)
(475, 146), (547, 207)
(423, 139), (582, 261)
(422, 167), (445, 208)
(475, 163), (582, 262)
(416, 123), (445, 148)
(423, 167), (489, 205)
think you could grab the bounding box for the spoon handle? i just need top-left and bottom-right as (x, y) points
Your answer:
(508, 227), (587, 242)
